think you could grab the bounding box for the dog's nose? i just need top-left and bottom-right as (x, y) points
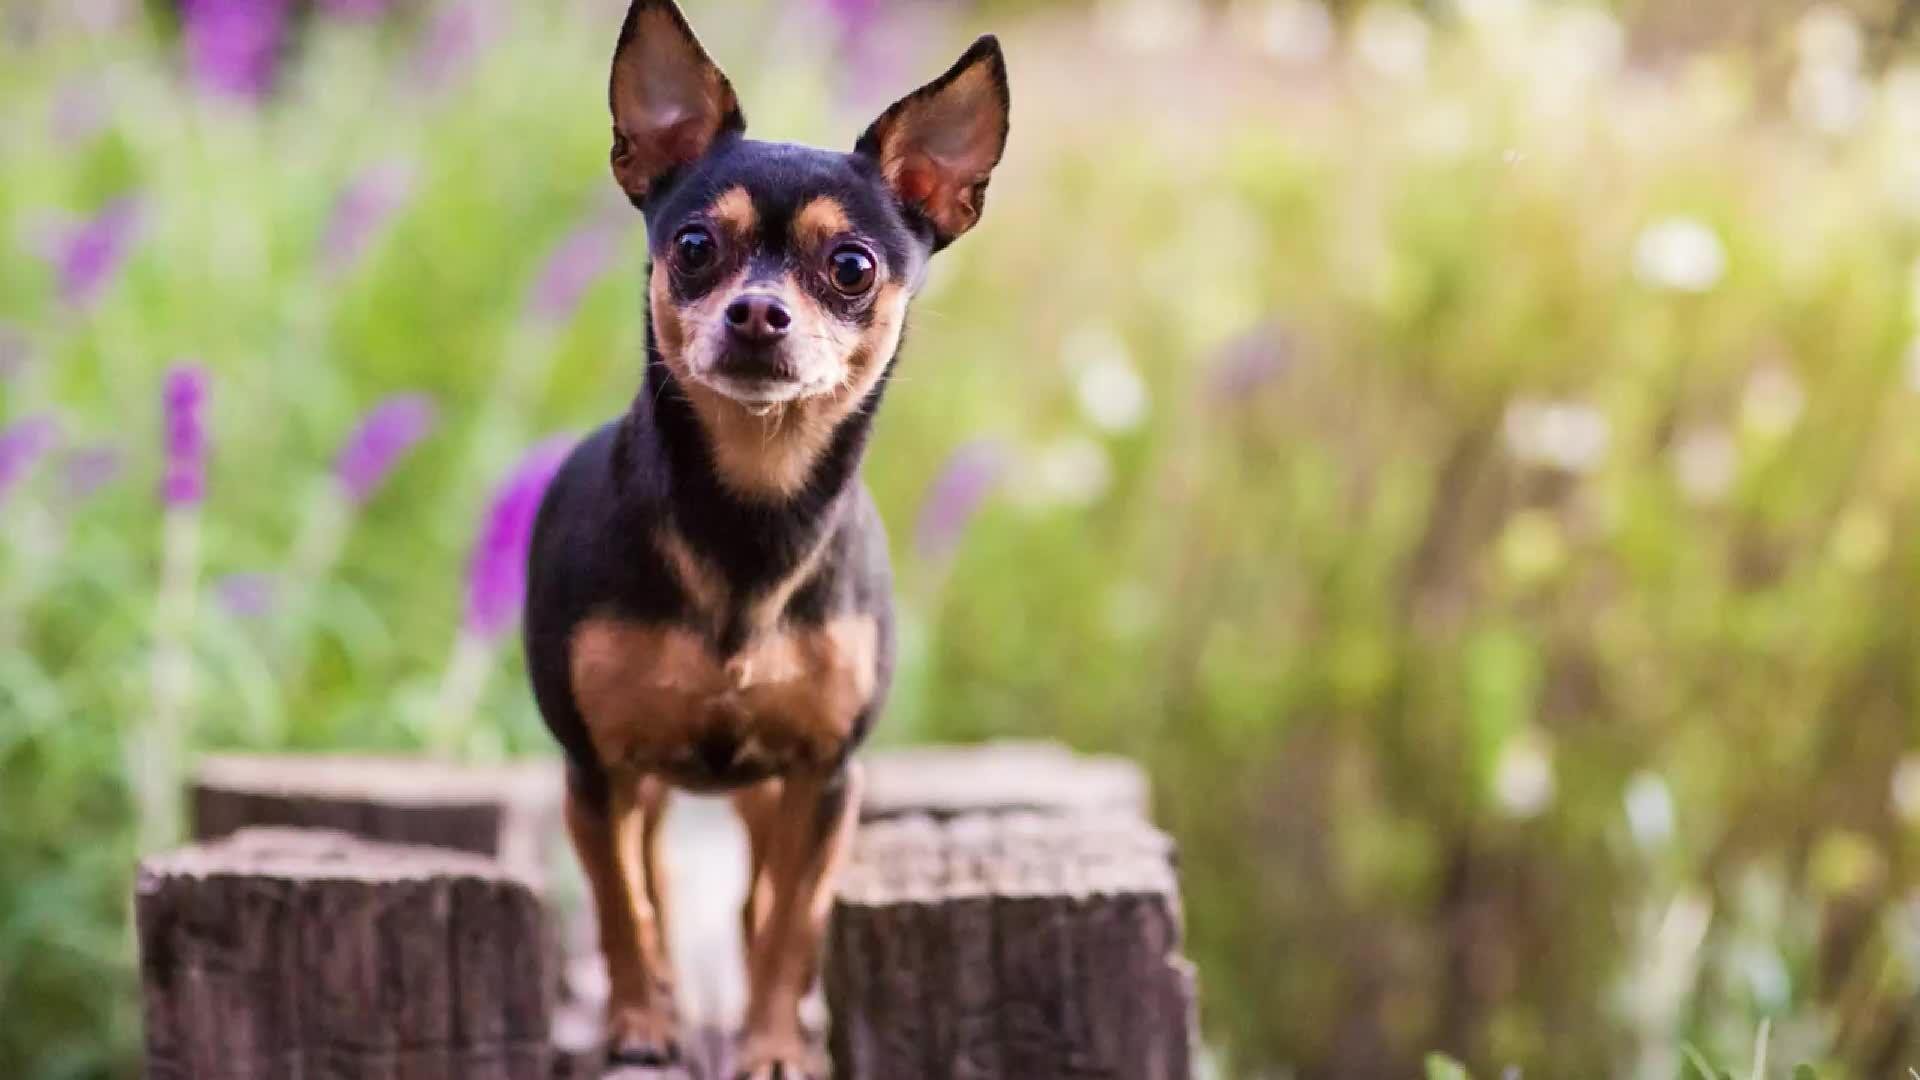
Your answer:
(724, 293), (791, 345)
(696, 729), (741, 775)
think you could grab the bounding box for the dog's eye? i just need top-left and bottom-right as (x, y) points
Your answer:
(673, 226), (717, 273)
(828, 245), (877, 295)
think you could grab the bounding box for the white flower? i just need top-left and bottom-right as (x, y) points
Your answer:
(1625, 771), (1675, 850)
(1352, 5), (1429, 84)
(1892, 756), (1920, 823)
(1672, 427), (1738, 505)
(1796, 4), (1864, 71)
(1235, 0), (1335, 66)
(1740, 365), (1805, 440)
(1633, 217), (1726, 293)
(1883, 64), (1920, 135)
(1789, 62), (1870, 136)
(1540, 5), (1624, 83)
(1076, 360), (1150, 434)
(1493, 731), (1556, 818)
(1502, 398), (1610, 473)
(1020, 437), (1113, 508)
(1099, 0), (1203, 54)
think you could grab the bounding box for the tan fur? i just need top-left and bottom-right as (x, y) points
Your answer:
(568, 615), (880, 780)
(566, 777), (676, 1054)
(791, 196), (852, 251)
(652, 258), (910, 500)
(708, 185), (756, 239)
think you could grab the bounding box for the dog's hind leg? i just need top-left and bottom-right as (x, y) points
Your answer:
(732, 763), (863, 1080)
(566, 771), (680, 1065)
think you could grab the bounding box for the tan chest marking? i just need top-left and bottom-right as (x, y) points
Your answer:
(568, 615), (879, 773)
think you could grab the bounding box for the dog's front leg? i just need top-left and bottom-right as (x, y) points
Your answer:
(734, 763), (863, 1080)
(566, 771), (680, 1066)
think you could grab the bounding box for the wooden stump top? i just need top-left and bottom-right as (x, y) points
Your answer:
(141, 824), (534, 885)
(838, 812), (1178, 904)
(860, 741), (1150, 823)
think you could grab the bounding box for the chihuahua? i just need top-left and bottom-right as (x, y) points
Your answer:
(522, 1), (1009, 1075)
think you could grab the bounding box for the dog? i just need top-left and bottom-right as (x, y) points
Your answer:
(522, 2), (1009, 1075)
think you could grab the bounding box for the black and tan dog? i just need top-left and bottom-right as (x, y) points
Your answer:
(523, 2), (1009, 1075)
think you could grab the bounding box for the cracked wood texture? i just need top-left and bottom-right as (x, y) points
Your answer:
(136, 827), (553, 1080)
(827, 813), (1197, 1080)
(192, 754), (562, 881)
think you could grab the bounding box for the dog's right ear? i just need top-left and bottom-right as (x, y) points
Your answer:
(608, 0), (744, 206)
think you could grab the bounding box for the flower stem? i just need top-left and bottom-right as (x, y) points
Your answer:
(138, 507), (200, 849)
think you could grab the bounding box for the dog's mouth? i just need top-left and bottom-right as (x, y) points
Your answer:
(693, 353), (838, 410)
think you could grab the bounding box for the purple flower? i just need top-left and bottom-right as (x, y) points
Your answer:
(182, 0), (293, 100)
(214, 573), (277, 619)
(412, 1), (483, 90)
(914, 440), (1007, 560)
(47, 198), (140, 309)
(464, 437), (573, 639)
(529, 217), (623, 323)
(64, 444), (124, 501)
(322, 163), (415, 275)
(161, 365), (210, 508)
(0, 416), (60, 512)
(819, 0), (882, 39)
(335, 393), (437, 504)
(1209, 323), (1296, 402)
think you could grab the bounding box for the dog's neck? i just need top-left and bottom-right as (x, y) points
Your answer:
(619, 335), (890, 588)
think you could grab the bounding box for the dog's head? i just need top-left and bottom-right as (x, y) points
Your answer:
(610, 0), (1009, 413)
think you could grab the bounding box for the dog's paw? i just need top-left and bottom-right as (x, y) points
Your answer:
(605, 1001), (681, 1069)
(732, 1035), (821, 1080)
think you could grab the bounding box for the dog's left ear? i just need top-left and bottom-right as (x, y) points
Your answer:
(856, 36), (1010, 250)
(609, 0), (745, 205)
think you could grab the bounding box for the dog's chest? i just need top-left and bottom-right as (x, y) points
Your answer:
(567, 612), (878, 785)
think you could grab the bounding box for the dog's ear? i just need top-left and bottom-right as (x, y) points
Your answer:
(855, 36), (1010, 250)
(608, 0), (744, 205)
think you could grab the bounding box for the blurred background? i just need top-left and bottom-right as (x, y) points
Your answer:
(10, 0), (1920, 1076)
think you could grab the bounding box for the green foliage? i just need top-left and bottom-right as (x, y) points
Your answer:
(9, 1), (1920, 1078)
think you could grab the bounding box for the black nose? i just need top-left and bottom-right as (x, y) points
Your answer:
(724, 293), (791, 345)
(696, 729), (740, 775)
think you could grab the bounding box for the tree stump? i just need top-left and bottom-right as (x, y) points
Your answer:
(136, 827), (553, 1080)
(192, 754), (561, 881)
(861, 741), (1150, 822)
(826, 813), (1197, 1080)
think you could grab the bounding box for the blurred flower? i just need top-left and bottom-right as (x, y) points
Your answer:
(1531, 6), (1623, 97)
(1352, 5), (1429, 84)
(316, 0), (393, 18)
(914, 440), (1006, 561)
(46, 197), (141, 309)
(1740, 365), (1805, 440)
(0, 325), (27, 382)
(529, 219), (623, 324)
(1883, 64), (1920, 135)
(1065, 325), (1150, 434)
(63, 444), (124, 501)
(1790, 63), (1869, 136)
(0, 415), (60, 512)
(1232, 0), (1334, 66)
(49, 79), (108, 146)
(817, 0), (881, 40)
(1208, 323), (1294, 400)
(1633, 217), (1725, 293)
(464, 436), (572, 639)
(1456, 0), (1529, 27)
(322, 163), (415, 275)
(413, 0), (483, 90)
(1625, 771), (1675, 850)
(334, 393), (436, 505)
(214, 573), (277, 619)
(1019, 437), (1113, 509)
(1891, 756), (1920, 823)
(1492, 730), (1555, 818)
(1098, 0), (1202, 54)
(1671, 427), (1737, 505)
(1502, 398), (1610, 473)
(1796, 4), (1864, 71)
(181, 0), (293, 100)
(161, 365), (209, 507)
(1828, 506), (1889, 572)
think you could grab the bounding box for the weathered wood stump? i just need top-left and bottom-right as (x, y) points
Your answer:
(827, 813), (1197, 1080)
(192, 754), (561, 880)
(862, 741), (1150, 822)
(137, 827), (553, 1080)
